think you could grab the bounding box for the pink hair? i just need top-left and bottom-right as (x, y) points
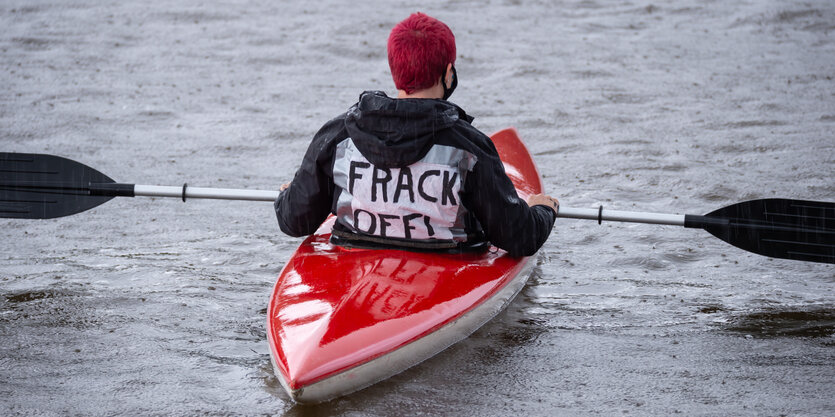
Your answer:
(387, 13), (456, 94)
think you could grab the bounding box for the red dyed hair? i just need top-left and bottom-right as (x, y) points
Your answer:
(387, 13), (456, 94)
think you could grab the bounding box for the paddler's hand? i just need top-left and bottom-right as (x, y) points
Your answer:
(280, 182), (291, 191)
(527, 194), (559, 216)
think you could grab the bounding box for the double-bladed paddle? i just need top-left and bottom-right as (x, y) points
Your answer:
(1, 152), (833, 264)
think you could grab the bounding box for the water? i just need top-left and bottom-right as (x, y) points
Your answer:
(2, 0), (834, 415)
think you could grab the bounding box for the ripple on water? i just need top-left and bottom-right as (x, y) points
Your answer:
(5, 289), (64, 304)
(608, 255), (671, 270)
(728, 8), (827, 29)
(722, 120), (787, 129)
(154, 10), (241, 23)
(697, 184), (738, 202)
(1, 287), (102, 329)
(602, 91), (652, 105)
(11, 37), (53, 51)
(496, 317), (548, 347)
(697, 304), (728, 314)
(661, 249), (706, 264)
(571, 69), (614, 79)
(136, 110), (177, 120)
(724, 308), (835, 338)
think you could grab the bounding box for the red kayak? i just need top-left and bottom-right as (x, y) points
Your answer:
(266, 128), (542, 403)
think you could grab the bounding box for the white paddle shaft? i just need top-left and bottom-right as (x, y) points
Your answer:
(134, 184), (685, 227)
(134, 184), (279, 202)
(557, 206), (685, 226)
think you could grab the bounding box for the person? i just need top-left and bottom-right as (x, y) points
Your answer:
(275, 12), (559, 257)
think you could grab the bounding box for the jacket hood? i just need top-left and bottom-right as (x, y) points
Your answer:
(344, 91), (473, 167)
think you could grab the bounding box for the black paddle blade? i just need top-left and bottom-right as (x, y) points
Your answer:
(0, 152), (116, 219)
(685, 199), (835, 264)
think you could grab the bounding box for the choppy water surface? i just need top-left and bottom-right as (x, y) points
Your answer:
(2, 0), (833, 415)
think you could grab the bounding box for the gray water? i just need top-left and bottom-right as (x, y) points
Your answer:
(1, 0), (833, 415)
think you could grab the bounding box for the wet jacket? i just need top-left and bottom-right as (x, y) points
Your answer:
(275, 91), (555, 257)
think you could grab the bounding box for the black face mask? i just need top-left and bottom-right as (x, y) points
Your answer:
(442, 66), (458, 100)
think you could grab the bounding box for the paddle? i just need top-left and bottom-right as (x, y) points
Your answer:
(557, 201), (834, 264)
(1, 152), (833, 264)
(0, 152), (279, 219)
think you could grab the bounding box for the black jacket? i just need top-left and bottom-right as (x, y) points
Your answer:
(275, 91), (555, 257)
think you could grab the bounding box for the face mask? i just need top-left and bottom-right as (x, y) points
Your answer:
(442, 66), (458, 100)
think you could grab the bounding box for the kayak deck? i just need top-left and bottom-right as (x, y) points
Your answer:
(267, 128), (542, 403)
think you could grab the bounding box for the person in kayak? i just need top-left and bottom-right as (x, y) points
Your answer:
(275, 12), (559, 257)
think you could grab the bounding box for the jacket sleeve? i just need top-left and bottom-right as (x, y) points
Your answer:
(464, 142), (556, 257)
(274, 116), (347, 237)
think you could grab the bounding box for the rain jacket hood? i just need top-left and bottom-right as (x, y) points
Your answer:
(345, 91), (473, 167)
